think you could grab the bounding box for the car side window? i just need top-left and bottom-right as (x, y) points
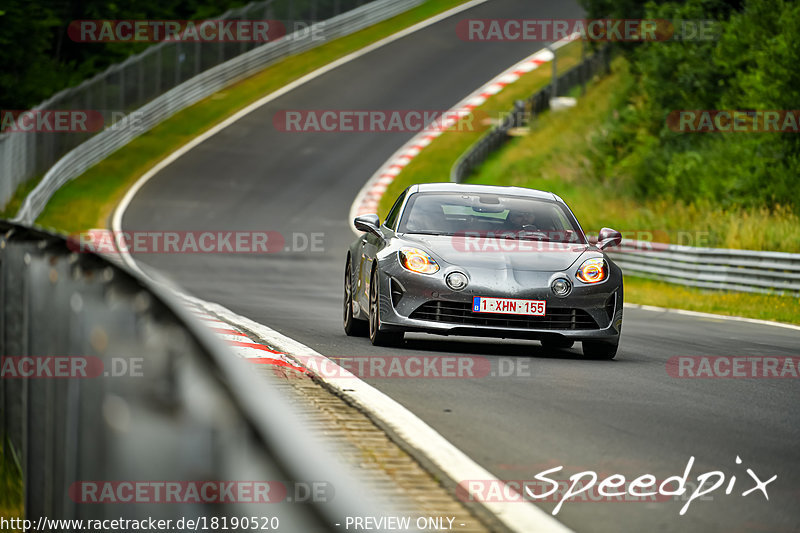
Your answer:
(382, 192), (406, 230)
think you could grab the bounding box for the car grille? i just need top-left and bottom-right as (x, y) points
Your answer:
(409, 301), (600, 330)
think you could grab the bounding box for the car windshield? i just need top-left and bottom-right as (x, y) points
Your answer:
(397, 192), (585, 243)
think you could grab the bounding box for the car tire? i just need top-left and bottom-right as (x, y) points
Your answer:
(344, 261), (368, 336)
(582, 340), (618, 360)
(541, 338), (574, 350)
(369, 268), (404, 347)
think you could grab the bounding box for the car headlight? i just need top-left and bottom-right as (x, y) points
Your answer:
(399, 247), (440, 274)
(576, 258), (607, 283)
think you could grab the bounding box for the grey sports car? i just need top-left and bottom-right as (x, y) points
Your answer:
(344, 183), (624, 359)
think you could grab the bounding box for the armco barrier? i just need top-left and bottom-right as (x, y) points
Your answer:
(607, 240), (800, 297)
(0, 220), (391, 529)
(8, 0), (428, 223)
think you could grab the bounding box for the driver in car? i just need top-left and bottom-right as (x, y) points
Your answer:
(408, 202), (445, 233)
(507, 210), (537, 232)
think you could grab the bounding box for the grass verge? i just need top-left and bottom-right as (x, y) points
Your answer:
(1, 438), (23, 530)
(625, 276), (799, 325)
(0, 178), (39, 220)
(16, 0), (473, 233)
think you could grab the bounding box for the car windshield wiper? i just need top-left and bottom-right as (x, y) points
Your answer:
(404, 231), (452, 236)
(511, 231), (552, 242)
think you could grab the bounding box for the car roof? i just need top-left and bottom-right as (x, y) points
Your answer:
(408, 182), (561, 203)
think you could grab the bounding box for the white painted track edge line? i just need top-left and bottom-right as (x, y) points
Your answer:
(185, 295), (574, 533)
(624, 302), (800, 331)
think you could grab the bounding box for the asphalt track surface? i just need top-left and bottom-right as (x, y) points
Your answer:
(122, 0), (800, 531)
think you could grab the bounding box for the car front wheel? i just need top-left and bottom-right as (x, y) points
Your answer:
(343, 261), (368, 336)
(582, 340), (618, 360)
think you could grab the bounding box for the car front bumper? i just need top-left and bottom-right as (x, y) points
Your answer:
(375, 259), (623, 342)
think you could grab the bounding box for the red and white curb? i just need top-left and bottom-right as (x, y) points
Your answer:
(89, 246), (304, 372)
(349, 33), (578, 226)
(180, 298), (306, 372)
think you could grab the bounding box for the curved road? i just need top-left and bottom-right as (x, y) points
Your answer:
(122, 1), (800, 531)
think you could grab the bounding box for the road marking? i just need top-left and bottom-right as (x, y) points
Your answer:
(624, 303), (800, 332)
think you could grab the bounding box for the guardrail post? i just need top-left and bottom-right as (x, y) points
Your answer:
(580, 39), (586, 96)
(548, 44), (558, 97)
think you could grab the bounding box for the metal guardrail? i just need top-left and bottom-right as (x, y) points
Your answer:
(9, 0), (427, 223)
(449, 46), (800, 296)
(450, 46), (610, 184)
(606, 240), (800, 297)
(0, 220), (391, 528)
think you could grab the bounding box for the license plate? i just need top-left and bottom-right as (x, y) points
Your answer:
(473, 297), (546, 316)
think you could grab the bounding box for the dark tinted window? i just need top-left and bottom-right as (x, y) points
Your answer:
(397, 192), (584, 243)
(382, 191), (406, 230)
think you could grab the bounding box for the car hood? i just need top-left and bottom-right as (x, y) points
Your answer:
(400, 234), (591, 272)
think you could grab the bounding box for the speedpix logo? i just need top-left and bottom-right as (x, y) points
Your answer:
(458, 456), (776, 516)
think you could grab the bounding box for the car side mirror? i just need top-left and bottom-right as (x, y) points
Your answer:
(597, 227), (622, 250)
(354, 214), (383, 239)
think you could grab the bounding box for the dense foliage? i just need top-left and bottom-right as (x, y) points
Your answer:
(0, 0), (249, 109)
(580, 0), (800, 211)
